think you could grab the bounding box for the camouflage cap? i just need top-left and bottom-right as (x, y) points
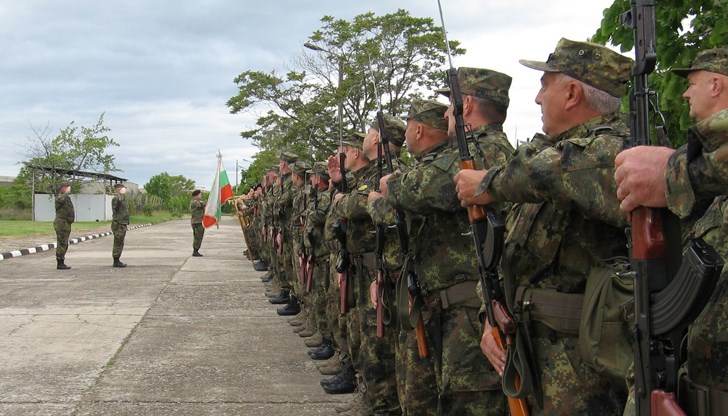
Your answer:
(291, 161), (311, 176)
(267, 165), (279, 172)
(519, 38), (634, 98)
(341, 131), (365, 150)
(673, 48), (728, 78)
(311, 161), (329, 178)
(369, 115), (407, 147)
(435, 67), (512, 108)
(114, 183), (125, 189)
(407, 99), (449, 131)
(278, 151), (298, 164)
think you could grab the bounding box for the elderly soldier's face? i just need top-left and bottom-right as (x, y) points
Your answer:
(404, 120), (419, 153)
(683, 70), (717, 122)
(363, 127), (378, 154)
(535, 72), (571, 136)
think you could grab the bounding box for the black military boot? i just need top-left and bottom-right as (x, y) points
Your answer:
(308, 339), (334, 360)
(56, 260), (71, 270)
(268, 289), (290, 305)
(321, 361), (356, 394)
(192, 250), (203, 257)
(253, 260), (268, 271)
(113, 257), (127, 268)
(277, 296), (301, 316)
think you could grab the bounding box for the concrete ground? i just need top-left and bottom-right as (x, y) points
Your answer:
(0, 217), (349, 415)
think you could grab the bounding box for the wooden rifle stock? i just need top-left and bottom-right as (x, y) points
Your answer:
(305, 255), (314, 293)
(339, 270), (349, 314)
(376, 268), (386, 338)
(491, 302), (529, 416)
(415, 316), (428, 359)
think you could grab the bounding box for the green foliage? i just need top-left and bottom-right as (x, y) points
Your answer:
(593, 1), (728, 145)
(144, 172), (195, 200)
(227, 9), (464, 172)
(0, 183), (31, 210)
(17, 113), (120, 195)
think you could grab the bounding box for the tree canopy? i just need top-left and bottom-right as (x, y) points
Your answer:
(16, 113), (120, 196)
(593, 0), (728, 145)
(227, 9), (464, 165)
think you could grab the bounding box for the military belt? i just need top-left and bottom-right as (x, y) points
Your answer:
(680, 370), (728, 416)
(516, 286), (582, 336)
(427, 280), (481, 310)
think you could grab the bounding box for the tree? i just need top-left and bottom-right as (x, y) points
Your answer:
(593, 1), (728, 145)
(144, 172), (196, 215)
(17, 113), (120, 196)
(227, 9), (464, 162)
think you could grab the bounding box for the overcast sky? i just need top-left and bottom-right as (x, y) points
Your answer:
(0, 0), (618, 189)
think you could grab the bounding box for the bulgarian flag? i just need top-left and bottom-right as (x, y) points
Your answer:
(203, 152), (235, 228)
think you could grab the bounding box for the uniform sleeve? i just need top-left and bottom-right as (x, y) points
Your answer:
(387, 162), (461, 214)
(666, 114), (728, 218)
(367, 197), (395, 226)
(335, 185), (372, 221)
(485, 135), (627, 227)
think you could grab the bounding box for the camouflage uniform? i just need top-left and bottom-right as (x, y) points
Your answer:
(190, 198), (206, 251)
(111, 190), (130, 259)
(386, 99), (506, 416)
(477, 39), (634, 415)
(277, 153), (297, 291)
(335, 136), (399, 414)
(662, 49), (728, 414)
(54, 192), (75, 262)
(290, 161), (311, 297)
(305, 162), (333, 344)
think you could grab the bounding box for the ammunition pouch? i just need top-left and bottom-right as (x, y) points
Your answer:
(680, 368), (728, 416)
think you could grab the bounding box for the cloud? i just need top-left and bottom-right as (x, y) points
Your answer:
(0, 0), (618, 190)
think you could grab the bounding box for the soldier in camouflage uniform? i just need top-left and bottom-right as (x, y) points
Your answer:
(190, 189), (206, 257)
(379, 98), (505, 416)
(455, 38), (635, 415)
(304, 162), (336, 360)
(328, 132), (400, 414)
(614, 48), (728, 415)
(54, 183), (74, 270)
(319, 156), (357, 396)
(111, 183), (129, 268)
(275, 152), (301, 316)
(369, 109), (443, 416)
(289, 161), (314, 324)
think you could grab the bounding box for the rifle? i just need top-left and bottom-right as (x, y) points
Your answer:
(305, 186), (319, 293)
(437, 1), (529, 414)
(623, 2), (723, 415)
(335, 116), (351, 315)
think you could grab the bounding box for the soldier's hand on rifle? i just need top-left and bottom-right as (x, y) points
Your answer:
(379, 173), (393, 196)
(614, 145), (674, 212)
(368, 190), (383, 203)
(276, 232), (282, 248)
(333, 193), (344, 202)
(480, 321), (506, 376)
(369, 280), (378, 309)
(454, 169), (494, 207)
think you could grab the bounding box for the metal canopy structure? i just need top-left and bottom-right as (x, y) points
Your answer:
(25, 164), (127, 183)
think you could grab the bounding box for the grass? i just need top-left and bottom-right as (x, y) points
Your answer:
(0, 211), (180, 238)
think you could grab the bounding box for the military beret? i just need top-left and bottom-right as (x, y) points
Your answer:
(291, 161), (311, 176)
(279, 151), (298, 164)
(520, 37), (634, 98)
(673, 48), (728, 78)
(407, 99), (449, 131)
(341, 132), (365, 150)
(369, 115), (407, 148)
(436, 67), (512, 108)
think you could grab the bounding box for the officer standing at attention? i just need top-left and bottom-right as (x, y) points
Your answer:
(54, 183), (74, 270)
(190, 189), (206, 257)
(455, 38), (635, 415)
(614, 48), (728, 415)
(111, 183), (129, 268)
